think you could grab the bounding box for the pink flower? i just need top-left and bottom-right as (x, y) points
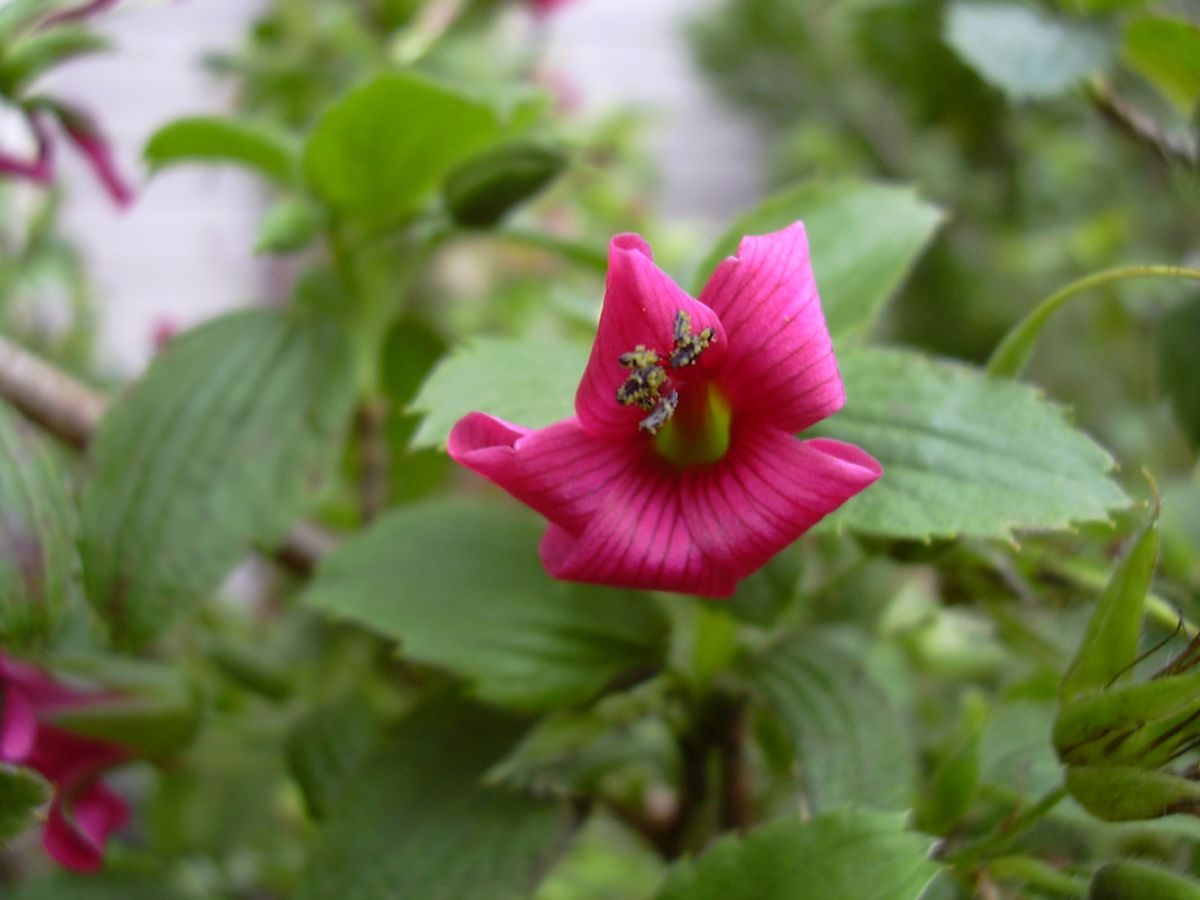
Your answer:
(449, 224), (882, 597)
(531, 0), (573, 16)
(0, 656), (130, 872)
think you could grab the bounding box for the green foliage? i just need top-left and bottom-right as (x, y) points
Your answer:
(0, 764), (49, 842)
(443, 141), (568, 228)
(0, 401), (78, 651)
(0, 26), (108, 94)
(80, 308), (356, 648)
(411, 336), (587, 448)
(747, 630), (915, 812)
(1156, 300), (1200, 451)
(655, 811), (940, 900)
(255, 198), (324, 255)
(1123, 17), (1200, 116)
(816, 348), (1129, 539)
(298, 697), (576, 900)
(692, 180), (945, 342)
(144, 116), (299, 186)
(1090, 860), (1200, 899)
(944, 2), (1114, 100)
(285, 695), (378, 820)
(305, 499), (668, 710)
(303, 72), (502, 226)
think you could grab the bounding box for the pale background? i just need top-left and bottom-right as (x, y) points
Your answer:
(45, 0), (760, 375)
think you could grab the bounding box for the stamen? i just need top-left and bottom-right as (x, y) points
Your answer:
(669, 310), (716, 368)
(638, 390), (678, 435)
(616, 344), (669, 412)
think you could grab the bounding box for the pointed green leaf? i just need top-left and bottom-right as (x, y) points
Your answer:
(1060, 509), (1158, 704)
(1124, 18), (1200, 117)
(0, 401), (78, 652)
(298, 698), (576, 900)
(304, 72), (502, 226)
(305, 499), (668, 711)
(655, 811), (940, 900)
(945, 2), (1113, 100)
(747, 631), (915, 812)
(816, 348), (1129, 540)
(692, 180), (944, 342)
(145, 117), (299, 186)
(0, 26), (108, 94)
(0, 764), (49, 842)
(80, 308), (356, 648)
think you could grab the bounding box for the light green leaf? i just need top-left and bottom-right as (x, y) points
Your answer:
(815, 348), (1129, 540)
(1157, 300), (1200, 451)
(305, 499), (667, 711)
(0, 401), (78, 652)
(655, 811), (940, 900)
(144, 117), (298, 186)
(0, 764), (49, 842)
(1060, 506), (1158, 703)
(298, 698), (576, 900)
(0, 26), (108, 94)
(303, 72), (502, 226)
(692, 180), (944, 342)
(945, 2), (1113, 100)
(80, 308), (356, 649)
(1124, 17), (1200, 116)
(411, 336), (587, 449)
(255, 198), (323, 255)
(747, 631), (915, 812)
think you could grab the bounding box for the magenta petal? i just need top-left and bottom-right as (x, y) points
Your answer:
(540, 462), (739, 597)
(0, 113), (55, 185)
(683, 429), (881, 580)
(1, 686), (37, 762)
(576, 234), (727, 440)
(449, 413), (639, 535)
(699, 223), (844, 432)
(43, 782), (129, 873)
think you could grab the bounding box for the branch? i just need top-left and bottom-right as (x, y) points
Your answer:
(1089, 85), (1199, 169)
(0, 334), (336, 575)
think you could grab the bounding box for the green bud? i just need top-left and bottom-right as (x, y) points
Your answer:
(1090, 860), (1200, 899)
(1066, 765), (1200, 822)
(442, 141), (567, 228)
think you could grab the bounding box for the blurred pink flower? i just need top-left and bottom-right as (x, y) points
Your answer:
(0, 656), (130, 872)
(45, 0), (122, 26)
(449, 224), (881, 597)
(531, 0), (574, 16)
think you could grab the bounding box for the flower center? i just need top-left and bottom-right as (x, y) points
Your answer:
(615, 310), (729, 466)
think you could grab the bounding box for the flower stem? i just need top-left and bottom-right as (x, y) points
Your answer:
(987, 265), (1200, 379)
(946, 785), (1068, 867)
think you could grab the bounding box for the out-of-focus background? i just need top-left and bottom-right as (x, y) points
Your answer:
(48, 0), (757, 375)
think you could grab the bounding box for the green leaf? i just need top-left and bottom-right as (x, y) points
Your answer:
(411, 336), (588, 449)
(80, 308), (356, 649)
(944, 2), (1113, 100)
(443, 141), (567, 228)
(1060, 508), (1158, 703)
(1065, 765), (1200, 821)
(0, 401), (78, 652)
(1124, 17), (1200, 117)
(1156, 300), (1200, 451)
(298, 698), (576, 900)
(692, 180), (944, 342)
(303, 72), (502, 226)
(747, 631), (915, 812)
(285, 695), (378, 820)
(1091, 860), (1200, 900)
(655, 811), (940, 900)
(0, 26), (108, 94)
(815, 348), (1129, 540)
(305, 499), (667, 711)
(144, 117), (298, 186)
(0, 0), (82, 43)
(0, 764), (49, 842)
(255, 198), (323, 255)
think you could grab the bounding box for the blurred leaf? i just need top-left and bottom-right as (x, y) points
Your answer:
(1156, 300), (1200, 451)
(81, 308), (356, 649)
(978, 701), (1063, 799)
(535, 815), (664, 900)
(945, 2), (1113, 100)
(816, 348), (1129, 540)
(0, 26), (108, 94)
(411, 336), (587, 449)
(1091, 860), (1200, 899)
(655, 811), (940, 900)
(303, 72), (501, 226)
(255, 197), (323, 255)
(747, 630), (915, 812)
(298, 697), (576, 900)
(917, 716), (984, 835)
(443, 141), (567, 228)
(144, 116), (298, 185)
(0, 0), (84, 43)
(1060, 507), (1157, 703)
(0, 401), (78, 652)
(693, 180), (944, 342)
(0, 764), (49, 841)
(9, 868), (188, 900)
(285, 695), (378, 820)
(1123, 17), (1200, 116)
(305, 499), (667, 711)
(1066, 765), (1200, 821)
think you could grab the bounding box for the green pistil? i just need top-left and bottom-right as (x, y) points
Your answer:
(653, 382), (732, 467)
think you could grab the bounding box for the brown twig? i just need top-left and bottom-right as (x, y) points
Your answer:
(1089, 84), (1199, 169)
(0, 334), (335, 574)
